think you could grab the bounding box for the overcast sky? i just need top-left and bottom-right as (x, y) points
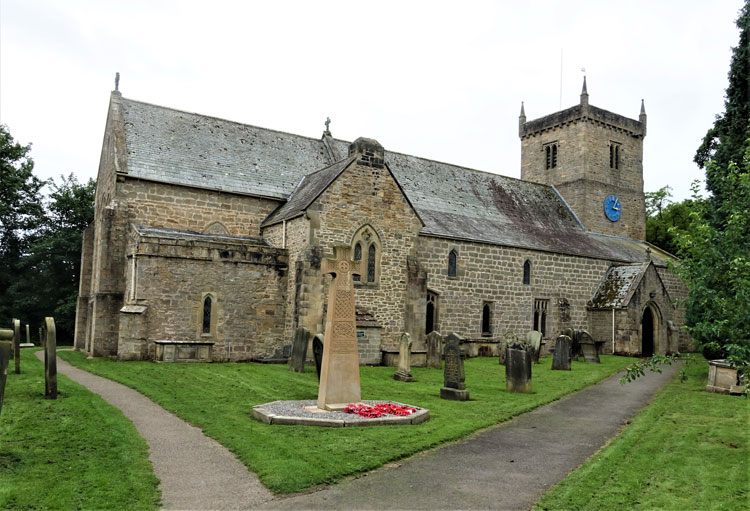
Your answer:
(0, 0), (744, 202)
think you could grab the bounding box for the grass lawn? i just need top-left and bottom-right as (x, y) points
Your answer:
(0, 349), (161, 510)
(535, 356), (749, 511)
(59, 351), (634, 494)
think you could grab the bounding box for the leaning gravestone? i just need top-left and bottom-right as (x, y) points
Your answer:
(44, 317), (57, 399)
(289, 327), (310, 373)
(393, 333), (414, 382)
(506, 343), (533, 393)
(440, 333), (469, 400)
(313, 334), (324, 382)
(551, 335), (572, 371)
(578, 330), (600, 363)
(526, 330), (543, 364)
(426, 331), (442, 369)
(13, 319), (21, 374)
(0, 341), (11, 416)
(317, 246), (361, 411)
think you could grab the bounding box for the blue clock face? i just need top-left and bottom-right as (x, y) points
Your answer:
(604, 195), (621, 222)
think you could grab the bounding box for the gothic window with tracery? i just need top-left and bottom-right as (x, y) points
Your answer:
(351, 225), (381, 284)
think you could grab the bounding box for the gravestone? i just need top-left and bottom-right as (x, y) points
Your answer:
(313, 334), (324, 382)
(426, 331), (442, 369)
(13, 319), (21, 374)
(506, 346), (533, 393)
(289, 327), (310, 373)
(0, 330), (12, 342)
(317, 246), (361, 411)
(393, 333), (414, 382)
(440, 333), (469, 400)
(551, 335), (572, 371)
(526, 330), (543, 363)
(21, 323), (33, 348)
(498, 331), (516, 365)
(578, 330), (600, 363)
(44, 317), (57, 399)
(0, 341), (11, 416)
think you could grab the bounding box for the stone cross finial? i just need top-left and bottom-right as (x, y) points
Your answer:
(115, 72), (120, 91)
(646, 246), (652, 260)
(317, 246), (362, 410)
(324, 117), (331, 135)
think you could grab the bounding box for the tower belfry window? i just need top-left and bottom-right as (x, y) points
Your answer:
(610, 142), (621, 169)
(545, 143), (558, 169)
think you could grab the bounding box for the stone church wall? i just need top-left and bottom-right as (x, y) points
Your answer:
(417, 235), (612, 343)
(308, 159), (423, 353)
(656, 266), (692, 351)
(119, 233), (288, 361)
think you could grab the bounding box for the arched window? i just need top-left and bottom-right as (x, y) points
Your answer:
(448, 249), (457, 277)
(353, 242), (362, 282)
(482, 302), (492, 336)
(523, 260), (531, 285)
(367, 244), (376, 283)
(202, 296), (212, 334)
(351, 225), (381, 284)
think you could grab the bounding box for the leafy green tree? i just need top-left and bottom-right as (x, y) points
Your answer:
(645, 185), (701, 256)
(0, 125), (44, 327)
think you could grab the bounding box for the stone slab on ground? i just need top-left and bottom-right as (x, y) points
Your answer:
(261, 363), (679, 510)
(252, 400), (429, 427)
(35, 351), (272, 510)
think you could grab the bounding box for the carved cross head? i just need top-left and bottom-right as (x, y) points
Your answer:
(321, 245), (362, 283)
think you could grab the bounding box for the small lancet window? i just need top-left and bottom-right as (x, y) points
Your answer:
(367, 244), (376, 283)
(523, 260), (531, 285)
(448, 249), (457, 277)
(482, 302), (492, 336)
(202, 296), (212, 334)
(353, 242), (362, 281)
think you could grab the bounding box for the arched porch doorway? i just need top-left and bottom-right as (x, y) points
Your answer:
(641, 304), (659, 357)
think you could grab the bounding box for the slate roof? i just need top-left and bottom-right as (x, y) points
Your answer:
(116, 95), (666, 264)
(134, 226), (268, 246)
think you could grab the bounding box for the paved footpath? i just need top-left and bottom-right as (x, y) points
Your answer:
(37, 352), (273, 510)
(44, 351), (678, 511)
(262, 364), (679, 511)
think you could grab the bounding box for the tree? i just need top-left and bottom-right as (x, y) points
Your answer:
(0, 125), (44, 327)
(645, 186), (701, 256)
(694, 1), (750, 207)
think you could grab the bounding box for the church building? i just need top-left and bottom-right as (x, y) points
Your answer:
(74, 78), (690, 363)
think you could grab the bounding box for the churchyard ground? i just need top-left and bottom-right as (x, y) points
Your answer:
(58, 351), (634, 494)
(0, 349), (161, 510)
(535, 355), (749, 511)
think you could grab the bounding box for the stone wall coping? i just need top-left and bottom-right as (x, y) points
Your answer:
(154, 340), (216, 346)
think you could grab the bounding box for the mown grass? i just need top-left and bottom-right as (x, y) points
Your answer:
(0, 349), (161, 510)
(59, 351), (634, 494)
(535, 356), (749, 511)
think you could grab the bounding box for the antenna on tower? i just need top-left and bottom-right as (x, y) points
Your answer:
(559, 49), (563, 110)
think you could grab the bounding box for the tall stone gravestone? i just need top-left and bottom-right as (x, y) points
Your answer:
(551, 335), (572, 371)
(393, 333), (414, 382)
(289, 327), (310, 373)
(0, 340), (11, 416)
(313, 334), (324, 382)
(506, 345), (533, 393)
(426, 331), (442, 369)
(578, 330), (600, 363)
(526, 330), (543, 364)
(13, 319), (21, 374)
(44, 317), (57, 399)
(440, 333), (469, 400)
(317, 246), (361, 411)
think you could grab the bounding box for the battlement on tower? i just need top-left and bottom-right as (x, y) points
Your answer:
(520, 104), (645, 139)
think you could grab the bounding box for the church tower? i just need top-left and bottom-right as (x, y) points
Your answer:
(519, 78), (647, 240)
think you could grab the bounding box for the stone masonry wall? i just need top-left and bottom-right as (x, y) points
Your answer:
(656, 266), (693, 351)
(119, 234), (288, 361)
(307, 159), (423, 353)
(417, 235), (612, 344)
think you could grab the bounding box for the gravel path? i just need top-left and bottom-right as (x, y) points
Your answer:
(37, 352), (272, 510)
(262, 363), (680, 510)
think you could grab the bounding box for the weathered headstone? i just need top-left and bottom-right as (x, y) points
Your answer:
(578, 330), (600, 363)
(506, 346), (533, 393)
(44, 317), (57, 399)
(289, 327), (310, 373)
(526, 330), (543, 364)
(0, 330), (12, 342)
(393, 333), (414, 382)
(551, 335), (572, 371)
(440, 333), (469, 400)
(13, 319), (21, 374)
(20, 323), (33, 347)
(313, 334), (324, 382)
(317, 246), (361, 410)
(0, 341), (11, 416)
(426, 331), (442, 369)
(498, 331), (516, 365)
